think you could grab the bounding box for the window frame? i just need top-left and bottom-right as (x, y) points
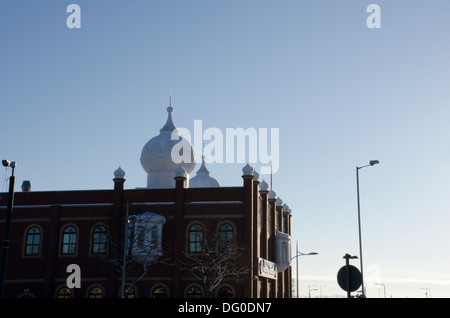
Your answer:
(186, 285), (203, 298)
(87, 285), (104, 298)
(23, 225), (42, 258)
(60, 225), (79, 256)
(188, 224), (203, 253)
(218, 223), (234, 253)
(217, 286), (234, 298)
(151, 285), (169, 298)
(91, 224), (108, 255)
(56, 287), (73, 298)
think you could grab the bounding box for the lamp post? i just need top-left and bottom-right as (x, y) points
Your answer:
(291, 241), (318, 298)
(0, 160), (16, 298)
(343, 253), (359, 298)
(375, 283), (386, 298)
(356, 159), (379, 296)
(308, 285), (317, 298)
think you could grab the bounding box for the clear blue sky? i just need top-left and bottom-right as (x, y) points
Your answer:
(1, 0), (450, 298)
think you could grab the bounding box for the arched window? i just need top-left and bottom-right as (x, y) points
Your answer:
(188, 224), (203, 253)
(25, 227), (41, 256)
(57, 287), (72, 298)
(61, 226), (77, 255)
(152, 286), (167, 298)
(88, 286), (104, 298)
(217, 286), (233, 298)
(218, 224), (234, 252)
(186, 286), (202, 298)
(92, 225), (107, 254)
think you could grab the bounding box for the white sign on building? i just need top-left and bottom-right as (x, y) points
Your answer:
(258, 258), (278, 280)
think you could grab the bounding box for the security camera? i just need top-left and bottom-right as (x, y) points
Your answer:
(2, 160), (10, 167)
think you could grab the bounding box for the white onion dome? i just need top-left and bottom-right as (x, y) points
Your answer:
(175, 165), (187, 178)
(114, 166), (125, 179)
(190, 155), (220, 188)
(268, 189), (277, 200)
(140, 106), (196, 188)
(242, 163), (254, 176)
(253, 170), (260, 182)
(276, 197), (283, 207)
(259, 179), (269, 192)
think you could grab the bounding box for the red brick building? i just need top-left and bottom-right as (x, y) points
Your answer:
(0, 107), (292, 298)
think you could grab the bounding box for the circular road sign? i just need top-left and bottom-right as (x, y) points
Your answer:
(337, 265), (362, 292)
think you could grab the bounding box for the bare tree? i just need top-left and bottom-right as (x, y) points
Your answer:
(181, 222), (250, 298)
(102, 212), (172, 297)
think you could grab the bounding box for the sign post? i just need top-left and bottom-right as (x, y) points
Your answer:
(337, 254), (362, 298)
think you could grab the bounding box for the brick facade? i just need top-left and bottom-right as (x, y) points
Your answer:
(0, 171), (291, 298)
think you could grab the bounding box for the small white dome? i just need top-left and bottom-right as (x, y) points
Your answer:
(114, 166), (125, 179)
(189, 156), (220, 188)
(190, 174), (220, 188)
(276, 197), (283, 207)
(259, 179), (269, 192)
(242, 163), (254, 176)
(175, 165), (187, 178)
(268, 189), (277, 200)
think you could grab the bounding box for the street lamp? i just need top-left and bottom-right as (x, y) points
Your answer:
(308, 285), (317, 298)
(0, 160), (16, 298)
(291, 241), (318, 298)
(375, 283), (386, 298)
(356, 159), (379, 296)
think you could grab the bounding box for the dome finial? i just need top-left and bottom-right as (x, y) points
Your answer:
(196, 143), (210, 175)
(197, 154), (210, 175)
(160, 104), (176, 132)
